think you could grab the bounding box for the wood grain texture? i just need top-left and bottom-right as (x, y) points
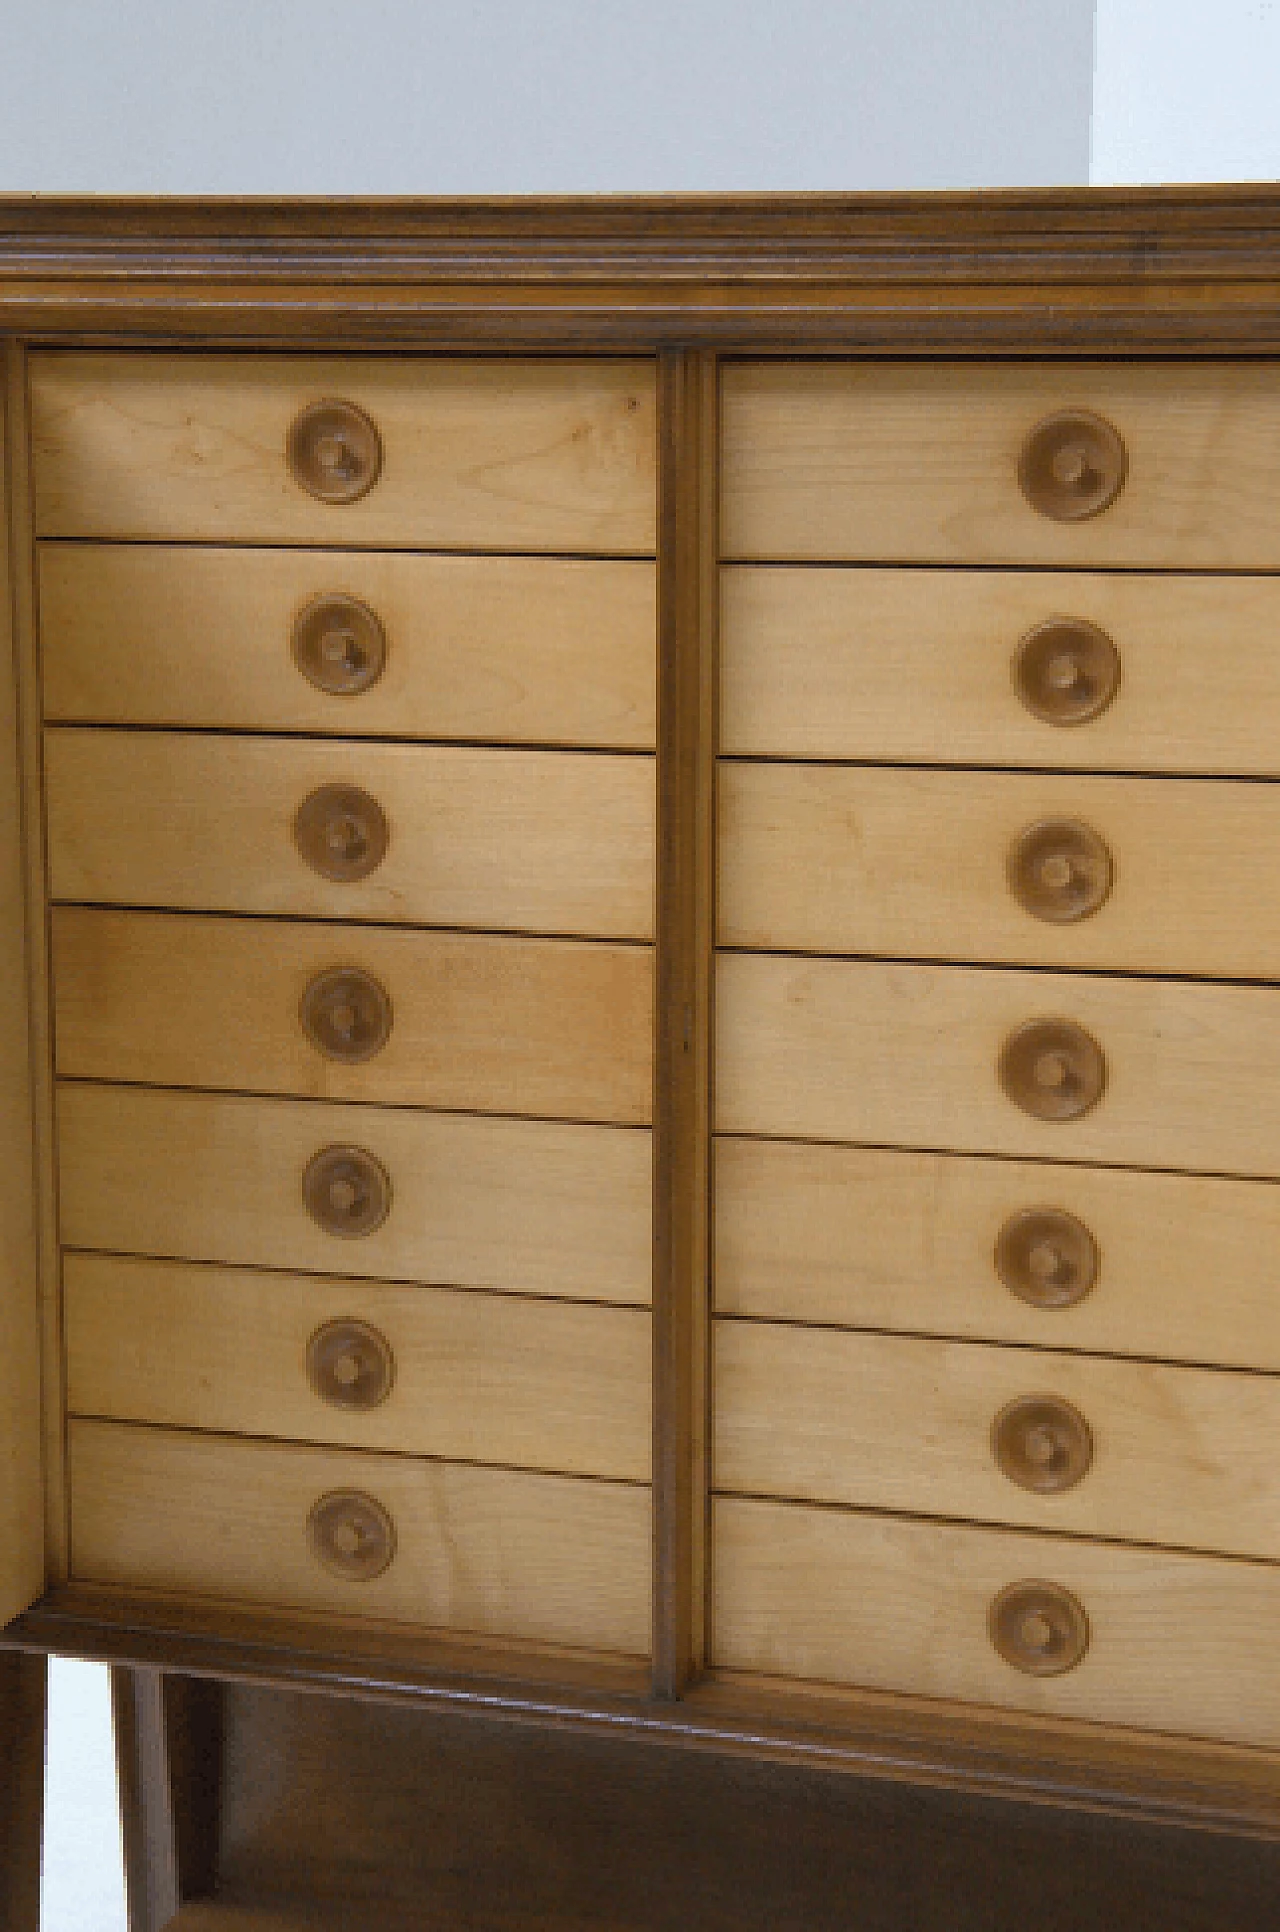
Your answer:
(722, 359), (1280, 567)
(70, 1419), (652, 1655)
(719, 761), (1280, 979)
(40, 545), (657, 749)
(715, 1320), (1280, 1560)
(57, 1083), (652, 1304)
(0, 348), (48, 1623)
(52, 908), (653, 1125)
(651, 350), (717, 1695)
(714, 1494), (1280, 1751)
(716, 950), (1280, 1179)
(9, 189), (1280, 352)
(715, 1135), (1280, 1371)
(45, 729), (655, 940)
(65, 1253), (651, 1483)
(31, 353), (657, 552)
(13, 1580), (1280, 1840)
(720, 566), (1280, 774)
(187, 1672), (1280, 1932)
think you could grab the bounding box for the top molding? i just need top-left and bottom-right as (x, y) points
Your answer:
(2, 186), (1280, 349)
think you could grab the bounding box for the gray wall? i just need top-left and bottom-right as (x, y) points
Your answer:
(0, 0), (1096, 194)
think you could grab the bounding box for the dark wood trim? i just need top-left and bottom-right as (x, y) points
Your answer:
(0, 1650), (45, 1932)
(652, 350), (717, 1697)
(114, 1669), (184, 1930)
(113, 1669), (224, 1931)
(9, 1590), (1280, 1841)
(4, 188), (1280, 346)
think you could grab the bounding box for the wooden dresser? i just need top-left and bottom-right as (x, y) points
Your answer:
(5, 190), (1280, 1847)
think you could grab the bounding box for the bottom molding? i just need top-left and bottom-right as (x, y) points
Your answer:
(5, 1584), (1280, 1841)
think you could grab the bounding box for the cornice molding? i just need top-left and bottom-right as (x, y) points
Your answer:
(0, 188), (1279, 348)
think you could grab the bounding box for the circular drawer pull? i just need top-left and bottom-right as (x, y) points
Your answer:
(306, 1490), (396, 1581)
(287, 399), (382, 504)
(995, 1207), (1098, 1309)
(292, 594), (387, 697)
(999, 1018), (1106, 1122)
(992, 1394), (1093, 1494)
(1007, 818), (1113, 924)
(294, 784), (388, 883)
(989, 1580), (1090, 1677)
(306, 1319), (395, 1411)
(1012, 618), (1121, 727)
(300, 967), (393, 1064)
(1018, 410), (1127, 523)
(303, 1144), (391, 1238)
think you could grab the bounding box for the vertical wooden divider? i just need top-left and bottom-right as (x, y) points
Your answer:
(652, 350), (718, 1698)
(5, 341), (66, 1587)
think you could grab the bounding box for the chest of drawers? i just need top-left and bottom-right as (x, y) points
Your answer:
(5, 191), (1280, 1840)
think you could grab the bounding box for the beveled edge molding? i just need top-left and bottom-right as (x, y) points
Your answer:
(4, 187), (1280, 346)
(6, 1589), (1280, 1841)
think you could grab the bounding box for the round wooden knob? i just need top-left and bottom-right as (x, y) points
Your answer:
(989, 1580), (1090, 1676)
(1018, 410), (1127, 522)
(1012, 619), (1121, 726)
(306, 1491), (396, 1580)
(995, 1208), (1098, 1309)
(999, 1019), (1106, 1122)
(303, 1144), (391, 1238)
(293, 784), (388, 883)
(306, 1319), (395, 1411)
(1007, 819), (1113, 924)
(992, 1394), (1094, 1493)
(300, 967), (393, 1064)
(287, 400), (382, 504)
(292, 594), (387, 696)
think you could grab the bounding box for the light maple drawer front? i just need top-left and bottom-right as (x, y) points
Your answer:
(720, 763), (1280, 980)
(716, 1137), (1280, 1372)
(717, 952), (1280, 1180)
(45, 730), (655, 941)
(70, 1419), (651, 1654)
(40, 547), (657, 749)
(722, 360), (1280, 568)
(57, 1084), (652, 1305)
(722, 567), (1280, 774)
(53, 909), (653, 1127)
(713, 1496), (1280, 1751)
(716, 1322), (1280, 1560)
(65, 1255), (651, 1483)
(31, 354), (657, 554)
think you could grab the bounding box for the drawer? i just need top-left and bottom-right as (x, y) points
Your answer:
(31, 354), (657, 554)
(40, 546), (657, 749)
(719, 763), (1280, 979)
(57, 1084), (652, 1305)
(65, 1254), (650, 1483)
(45, 730), (655, 941)
(52, 909), (653, 1126)
(713, 1495), (1280, 1751)
(715, 1137), (1280, 1372)
(70, 1418), (650, 1654)
(717, 951), (1280, 1179)
(721, 566), (1280, 775)
(722, 360), (1280, 567)
(715, 1322), (1280, 1560)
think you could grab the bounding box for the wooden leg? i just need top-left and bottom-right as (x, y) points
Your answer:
(0, 1651), (46, 1932)
(112, 1669), (223, 1932)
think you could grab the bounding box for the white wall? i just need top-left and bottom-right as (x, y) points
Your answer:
(1092, 0), (1280, 183)
(41, 1662), (127, 1932)
(0, 0), (1095, 193)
